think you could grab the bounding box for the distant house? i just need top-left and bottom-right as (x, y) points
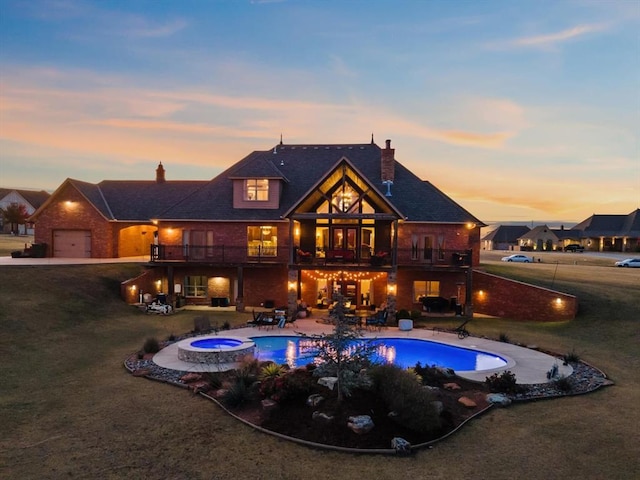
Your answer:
(570, 210), (640, 252)
(482, 225), (530, 251)
(517, 225), (560, 251)
(0, 188), (50, 234)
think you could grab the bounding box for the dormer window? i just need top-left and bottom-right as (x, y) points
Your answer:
(245, 179), (269, 201)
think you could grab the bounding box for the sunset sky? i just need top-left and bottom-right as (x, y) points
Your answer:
(1, 0), (638, 225)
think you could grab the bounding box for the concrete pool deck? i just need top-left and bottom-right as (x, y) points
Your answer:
(152, 317), (572, 384)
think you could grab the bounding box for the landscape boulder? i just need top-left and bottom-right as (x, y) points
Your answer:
(317, 377), (338, 390)
(391, 437), (412, 455)
(347, 415), (374, 434)
(486, 393), (512, 407)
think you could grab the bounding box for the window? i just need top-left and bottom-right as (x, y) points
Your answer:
(184, 276), (208, 297)
(244, 179), (269, 201)
(413, 281), (440, 301)
(247, 225), (277, 256)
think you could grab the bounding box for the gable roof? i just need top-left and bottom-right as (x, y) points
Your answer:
(30, 178), (207, 222)
(571, 209), (640, 237)
(0, 188), (50, 209)
(159, 142), (484, 225)
(482, 225), (531, 243)
(518, 225), (560, 241)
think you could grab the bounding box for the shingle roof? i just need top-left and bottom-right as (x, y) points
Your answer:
(571, 209), (640, 237)
(0, 188), (50, 209)
(159, 142), (483, 224)
(482, 225), (530, 242)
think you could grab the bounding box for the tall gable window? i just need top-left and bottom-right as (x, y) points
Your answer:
(245, 179), (269, 201)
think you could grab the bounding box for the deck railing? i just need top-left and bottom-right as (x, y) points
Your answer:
(151, 244), (472, 268)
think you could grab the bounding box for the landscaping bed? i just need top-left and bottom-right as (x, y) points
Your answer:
(125, 336), (611, 453)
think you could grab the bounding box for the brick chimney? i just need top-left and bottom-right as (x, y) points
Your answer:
(156, 162), (166, 183)
(381, 139), (395, 182)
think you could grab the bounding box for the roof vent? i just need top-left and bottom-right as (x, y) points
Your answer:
(382, 180), (393, 197)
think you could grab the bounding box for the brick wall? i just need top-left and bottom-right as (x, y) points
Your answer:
(396, 223), (481, 267)
(33, 183), (115, 258)
(473, 270), (577, 321)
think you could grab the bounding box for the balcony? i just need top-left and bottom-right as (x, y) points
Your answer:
(150, 244), (472, 270)
(150, 244), (286, 264)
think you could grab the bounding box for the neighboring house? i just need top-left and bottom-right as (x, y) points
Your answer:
(0, 188), (50, 234)
(517, 225), (560, 251)
(482, 225), (530, 251)
(570, 210), (640, 252)
(31, 140), (485, 317)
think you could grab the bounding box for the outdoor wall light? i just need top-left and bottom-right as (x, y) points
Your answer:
(288, 281), (296, 291)
(555, 298), (562, 305)
(387, 285), (396, 294)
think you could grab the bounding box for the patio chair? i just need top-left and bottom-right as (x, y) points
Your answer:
(365, 310), (388, 331)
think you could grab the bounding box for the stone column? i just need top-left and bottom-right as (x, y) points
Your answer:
(235, 266), (244, 312)
(386, 270), (397, 324)
(287, 269), (298, 318)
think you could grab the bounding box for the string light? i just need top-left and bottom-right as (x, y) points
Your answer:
(303, 270), (386, 282)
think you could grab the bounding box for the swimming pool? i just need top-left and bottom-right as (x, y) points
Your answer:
(250, 336), (507, 372)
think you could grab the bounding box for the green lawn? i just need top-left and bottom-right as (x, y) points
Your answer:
(0, 259), (638, 479)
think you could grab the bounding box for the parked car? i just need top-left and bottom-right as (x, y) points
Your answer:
(565, 244), (585, 252)
(614, 258), (640, 268)
(501, 254), (533, 263)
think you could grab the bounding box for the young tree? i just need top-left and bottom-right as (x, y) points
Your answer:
(302, 294), (378, 402)
(0, 202), (29, 234)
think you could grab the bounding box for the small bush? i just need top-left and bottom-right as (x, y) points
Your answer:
(397, 309), (411, 320)
(498, 332), (510, 343)
(167, 333), (176, 342)
(554, 375), (573, 393)
(261, 368), (315, 403)
(202, 372), (224, 390)
(221, 321), (231, 330)
(260, 363), (285, 381)
(235, 356), (260, 385)
(563, 350), (580, 364)
(410, 310), (422, 321)
(222, 379), (252, 407)
(143, 337), (160, 354)
(413, 362), (454, 386)
(369, 364), (441, 434)
(485, 370), (521, 394)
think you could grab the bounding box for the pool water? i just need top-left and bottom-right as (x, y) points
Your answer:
(251, 336), (507, 371)
(191, 338), (244, 349)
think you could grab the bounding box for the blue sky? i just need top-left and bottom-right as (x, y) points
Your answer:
(1, 0), (638, 224)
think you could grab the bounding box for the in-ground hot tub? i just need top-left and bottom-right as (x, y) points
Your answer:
(177, 336), (255, 364)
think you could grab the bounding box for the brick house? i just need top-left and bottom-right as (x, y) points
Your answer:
(30, 139), (578, 321)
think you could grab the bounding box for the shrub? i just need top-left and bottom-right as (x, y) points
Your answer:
(563, 350), (580, 364)
(235, 356), (260, 385)
(167, 333), (176, 342)
(143, 337), (160, 354)
(485, 370), (521, 394)
(221, 321), (231, 330)
(410, 310), (422, 321)
(554, 375), (573, 393)
(222, 379), (252, 407)
(261, 368), (315, 403)
(498, 332), (510, 343)
(202, 372), (224, 390)
(260, 363), (285, 381)
(368, 364), (441, 434)
(397, 309), (411, 319)
(413, 362), (454, 386)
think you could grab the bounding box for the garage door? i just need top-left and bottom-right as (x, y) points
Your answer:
(53, 230), (92, 258)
